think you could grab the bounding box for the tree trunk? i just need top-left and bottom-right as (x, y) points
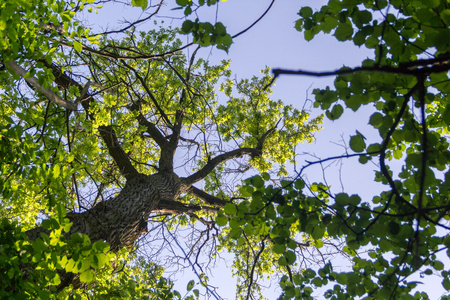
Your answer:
(26, 172), (188, 291)
(69, 172), (185, 250)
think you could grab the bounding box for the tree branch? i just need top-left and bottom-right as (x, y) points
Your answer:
(232, 0), (275, 39)
(245, 238), (266, 300)
(267, 57), (450, 88)
(98, 125), (140, 180)
(95, 0), (164, 36)
(128, 102), (169, 147)
(183, 147), (261, 186)
(156, 199), (220, 215)
(183, 126), (276, 186)
(188, 186), (228, 207)
(121, 61), (172, 126)
(7, 60), (77, 110)
(379, 84), (418, 210)
(42, 60), (139, 180)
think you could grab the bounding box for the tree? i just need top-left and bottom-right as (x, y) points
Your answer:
(0, 0), (449, 300)
(0, 0), (321, 298)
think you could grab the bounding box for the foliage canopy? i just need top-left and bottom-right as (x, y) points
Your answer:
(0, 0), (449, 299)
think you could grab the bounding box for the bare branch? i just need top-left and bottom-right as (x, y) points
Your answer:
(188, 186), (228, 207)
(183, 126), (277, 186)
(245, 238), (266, 300)
(267, 56), (450, 88)
(232, 0), (275, 39)
(183, 147), (261, 186)
(98, 125), (140, 180)
(95, 0), (164, 36)
(156, 199), (220, 215)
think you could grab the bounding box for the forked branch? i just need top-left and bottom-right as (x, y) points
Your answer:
(183, 126), (277, 186)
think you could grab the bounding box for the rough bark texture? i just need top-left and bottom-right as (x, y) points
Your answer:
(67, 172), (185, 251)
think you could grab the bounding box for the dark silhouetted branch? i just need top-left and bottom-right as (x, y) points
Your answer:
(188, 186), (228, 207)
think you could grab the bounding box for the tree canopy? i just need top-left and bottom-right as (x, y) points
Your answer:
(0, 0), (449, 299)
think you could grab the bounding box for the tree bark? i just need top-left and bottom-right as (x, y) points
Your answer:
(71, 172), (185, 251)
(26, 172), (189, 291)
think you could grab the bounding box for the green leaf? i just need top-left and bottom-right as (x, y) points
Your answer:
(51, 218), (60, 230)
(184, 6), (192, 15)
(294, 179), (304, 190)
(349, 195), (361, 206)
(42, 219), (52, 230)
(73, 40), (83, 52)
(80, 270), (93, 283)
(367, 143), (381, 154)
(314, 239), (324, 248)
(56, 203), (67, 220)
(262, 172), (270, 181)
(443, 278), (450, 291)
(278, 256), (288, 266)
(176, 0), (190, 6)
(388, 221), (400, 235)
(284, 250), (296, 265)
(71, 232), (84, 243)
(334, 23), (353, 41)
(349, 131), (366, 152)
(369, 112), (384, 128)
(358, 155), (369, 164)
(224, 203), (237, 216)
(326, 104), (344, 120)
(434, 261), (444, 271)
(215, 214), (228, 226)
(53, 164), (60, 178)
(92, 240), (109, 253)
(299, 7), (313, 18)
(229, 227), (241, 239)
(97, 253), (109, 268)
(187, 279), (195, 291)
(32, 238), (47, 252)
(0, 19), (6, 31)
(131, 0), (148, 10)
(217, 34), (232, 52)
(335, 193), (349, 206)
(250, 175), (264, 188)
(181, 20), (194, 34)
(273, 243), (286, 254)
(443, 104), (450, 126)
(303, 269), (316, 278)
(442, 9), (450, 26)
(214, 22), (227, 36)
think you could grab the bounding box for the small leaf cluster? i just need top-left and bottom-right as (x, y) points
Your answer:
(170, 0), (232, 51)
(216, 68), (322, 175)
(181, 20), (232, 52)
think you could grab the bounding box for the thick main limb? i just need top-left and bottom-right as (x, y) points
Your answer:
(41, 60), (140, 180)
